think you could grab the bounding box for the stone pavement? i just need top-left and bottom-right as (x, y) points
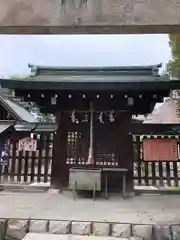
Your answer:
(0, 191), (180, 225)
(23, 233), (140, 240)
(1, 191), (180, 239)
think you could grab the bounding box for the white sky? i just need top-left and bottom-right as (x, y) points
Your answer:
(0, 34), (171, 77)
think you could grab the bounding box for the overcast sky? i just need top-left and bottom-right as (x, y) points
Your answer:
(0, 34), (171, 77)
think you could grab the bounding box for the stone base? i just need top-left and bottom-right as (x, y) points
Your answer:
(1, 218), (178, 240)
(23, 233), (143, 240)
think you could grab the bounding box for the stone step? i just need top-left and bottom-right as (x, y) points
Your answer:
(23, 233), (140, 240)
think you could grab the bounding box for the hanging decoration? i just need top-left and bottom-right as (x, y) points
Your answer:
(98, 112), (104, 124)
(71, 111), (78, 123)
(109, 111), (115, 123)
(67, 106), (126, 166)
(69, 109), (121, 124)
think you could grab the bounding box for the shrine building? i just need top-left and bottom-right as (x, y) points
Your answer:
(0, 63), (180, 194)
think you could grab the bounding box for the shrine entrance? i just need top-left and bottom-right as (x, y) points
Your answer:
(1, 63), (180, 194)
(65, 108), (133, 192)
(51, 104), (134, 193)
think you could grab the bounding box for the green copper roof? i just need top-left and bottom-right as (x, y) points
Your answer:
(28, 63), (162, 77)
(1, 63), (180, 91)
(9, 63), (167, 83)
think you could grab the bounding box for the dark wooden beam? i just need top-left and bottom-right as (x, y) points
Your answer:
(115, 112), (134, 193)
(18, 90), (167, 115)
(51, 110), (68, 189)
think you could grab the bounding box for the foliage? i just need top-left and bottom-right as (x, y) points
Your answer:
(169, 34), (180, 118)
(9, 74), (28, 80)
(6, 74), (55, 122)
(169, 34), (180, 78)
(43, 114), (55, 123)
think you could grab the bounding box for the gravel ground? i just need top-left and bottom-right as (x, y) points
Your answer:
(0, 191), (180, 225)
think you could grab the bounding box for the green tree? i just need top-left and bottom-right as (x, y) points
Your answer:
(169, 34), (180, 118)
(9, 74), (28, 80)
(169, 34), (180, 78)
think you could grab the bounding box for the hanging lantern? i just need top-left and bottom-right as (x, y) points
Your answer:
(98, 112), (104, 123)
(109, 111), (115, 122)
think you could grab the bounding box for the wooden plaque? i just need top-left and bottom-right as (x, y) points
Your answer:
(142, 138), (178, 161)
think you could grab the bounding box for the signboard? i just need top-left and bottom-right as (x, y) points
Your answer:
(18, 137), (37, 152)
(143, 138), (178, 161)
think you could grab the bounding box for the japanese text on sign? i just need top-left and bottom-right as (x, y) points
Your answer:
(143, 138), (178, 161)
(18, 137), (37, 152)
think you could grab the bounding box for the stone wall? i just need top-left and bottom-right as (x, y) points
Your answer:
(0, 0), (180, 34)
(1, 218), (180, 240)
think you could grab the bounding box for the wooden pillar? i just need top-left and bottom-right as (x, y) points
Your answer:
(51, 110), (68, 189)
(115, 112), (134, 193)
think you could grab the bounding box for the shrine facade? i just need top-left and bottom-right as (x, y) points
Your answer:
(1, 63), (180, 193)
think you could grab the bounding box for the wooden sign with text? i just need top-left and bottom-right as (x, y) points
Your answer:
(143, 138), (178, 161)
(18, 137), (37, 152)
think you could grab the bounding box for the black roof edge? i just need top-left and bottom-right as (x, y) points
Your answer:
(14, 121), (58, 132)
(0, 121), (57, 132)
(0, 120), (16, 125)
(0, 78), (179, 91)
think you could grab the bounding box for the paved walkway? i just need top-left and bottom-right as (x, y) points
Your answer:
(23, 233), (126, 240)
(0, 191), (180, 225)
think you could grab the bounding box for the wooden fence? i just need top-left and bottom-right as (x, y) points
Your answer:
(133, 134), (180, 187)
(67, 123), (180, 188)
(1, 122), (180, 188)
(0, 133), (53, 184)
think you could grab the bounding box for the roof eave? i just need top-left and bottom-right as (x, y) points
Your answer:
(0, 96), (23, 121)
(0, 78), (179, 91)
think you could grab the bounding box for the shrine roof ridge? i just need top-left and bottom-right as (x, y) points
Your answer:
(28, 63), (162, 77)
(1, 63), (179, 91)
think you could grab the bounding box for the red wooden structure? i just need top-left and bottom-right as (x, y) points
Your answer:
(143, 138), (178, 161)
